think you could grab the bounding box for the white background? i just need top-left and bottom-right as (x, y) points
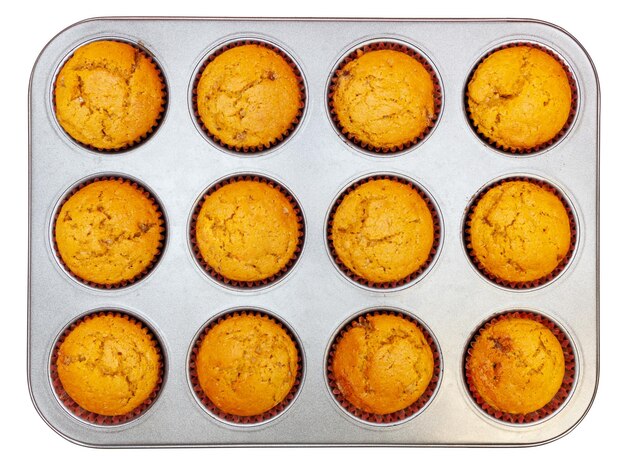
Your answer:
(2, 0), (622, 457)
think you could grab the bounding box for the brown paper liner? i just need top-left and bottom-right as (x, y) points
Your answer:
(189, 310), (303, 424)
(465, 42), (578, 154)
(464, 310), (576, 424)
(52, 176), (166, 289)
(327, 175), (441, 289)
(190, 175), (305, 289)
(326, 310), (441, 424)
(328, 41), (442, 154)
(50, 311), (165, 426)
(464, 176), (577, 289)
(52, 39), (168, 153)
(192, 40), (306, 153)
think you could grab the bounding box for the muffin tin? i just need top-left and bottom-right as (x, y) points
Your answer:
(28, 18), (599, 447)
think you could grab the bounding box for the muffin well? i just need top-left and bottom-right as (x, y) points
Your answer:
(194, 312), (299, 417)
(55, 313), (161, 417)
(195, 43), (303, 151)
(331, 313), (434, 415)
(467, 316), (566, 415)
(194, 179), (301, 284)
(467, 180), (572, 285)
(54, 40), (165, 151)
(467, 45), (573, 151)
(54, 178), (164, 287)
(331, 47), (437, 151)
(330, 178), (435, 285)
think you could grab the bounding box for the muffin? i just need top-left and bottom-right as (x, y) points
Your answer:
(194, 312), (299, 417)
(330, 47), (437, 151)
(467, 180), (572, 285)
(54, 178), (164, 286)
(54, 40), (165, 151)
(194, 179), (301, 283)
(466, 316), (566, 415)
(331, 313), (435, 415)
(467, 45), (573, 151)
(55, 313), (161, 417)
(330, 178), (435, 285)
(195, 43), (303, 151)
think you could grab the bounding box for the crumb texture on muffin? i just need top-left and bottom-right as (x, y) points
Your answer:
(54, 40), (165, 150)
(467, 46), (572, 150)
(55, 179), (163, 286)
(332, 49), (436, 149)
(468, 180), (571, 283)
(195, 313), (299, 417)
(195, 180), (300, 282)
(331, 314), (434, 415)
(331, 179), (434, 284)
(56, 314), (160, 416)
(196, 44), (302, 149)
(467, 317), (565, 415)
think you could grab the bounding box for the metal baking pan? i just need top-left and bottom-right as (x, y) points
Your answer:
(28, 17), (599, 447)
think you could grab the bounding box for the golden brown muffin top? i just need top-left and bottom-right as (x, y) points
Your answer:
(54, 40), (165, 150)
(468, 180), (571, 284)
(195, 180), (300, 283)
(331, 314), (434, 415)
(331, 49), (436, 150)
(196, 44), (302, 150)
(195, 313), (299, 417)
(55, 179), (163, 286)
(467, 46), (572, 151)
(467, 317), (565, 415)
(56, 314), (160, 416)
(331, 179), (434, 284)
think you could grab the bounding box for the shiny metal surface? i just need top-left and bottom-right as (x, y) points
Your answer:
(28, 17), (599, 447)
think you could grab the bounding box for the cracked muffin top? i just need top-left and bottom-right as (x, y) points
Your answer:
(467, 317), (565, 415)
(56, 314), (161, 416)
(54, 40), (165, 151)
(467, 46), (572, 151)
(331, 313), (434, 415)
(194, 180), (300, 283)
(195, 44), (302, 150)
(195, 313), (299, 417)
(54, 179), (163, 286)
(330, 179), (434, 284)
(468, 180), (571, 284)
(331, 49), (436, 150)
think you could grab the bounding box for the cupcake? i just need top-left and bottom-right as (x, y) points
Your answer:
(330, 178), (436, 286)
(467, 180), (572, 286)
(467, 45), (573, 152)
(330, 313), (435, 415)
(330, 45), (438, 152)
(193, 178), (301, 285)
(194, 43), (303, 151)
(54, 40), (165, 151)
(54, 178), (164, 287)
(54, 313), (162, 418)
(466, 315), (567, 418)
(193, 312), (300, 418)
